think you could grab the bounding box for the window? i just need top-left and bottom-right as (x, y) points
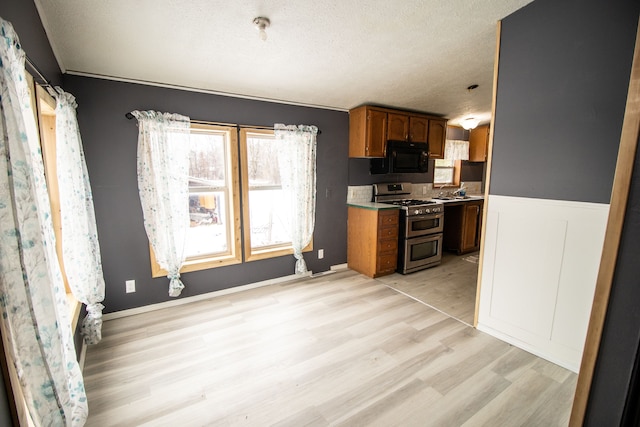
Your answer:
(155, 124), (242, 276)
(151, 123), (310, 276)
(27, 75), (81, 327)
(240, 129), (294, 261)
(433, 159), (461, 187)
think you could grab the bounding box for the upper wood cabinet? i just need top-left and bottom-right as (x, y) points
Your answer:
(469, 124), (490, 162)
(387, 113), (409, 141)
(349, 106), (388, 158)
(387, 113), (429, 144)
(427, 119), (447, 159)
(349, 105), (447, 158)
(409, 117), (429, 143)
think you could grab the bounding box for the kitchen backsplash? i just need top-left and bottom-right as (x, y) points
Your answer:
(346, 181), (483, 204)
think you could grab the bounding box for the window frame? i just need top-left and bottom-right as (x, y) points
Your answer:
(433, 158), (462, 188)
(150, 123), (242, 278)
(240, 128), (300, 262)
(30, 77), (81, 328)
(149, 123), (312, 276)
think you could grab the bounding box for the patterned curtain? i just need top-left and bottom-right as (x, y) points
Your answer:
(444, 139), (469, 160)
(55, 88), (106, 345)
(274, 124), (318, 274)
(0, 18), (87, 425)
(132, 110), (191, 297)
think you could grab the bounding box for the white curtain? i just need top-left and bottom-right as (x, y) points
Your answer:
(274, 124), (318, 274)
(133, 110), (191, 297)
(0, 18), (87, 425)
(55, 88), (106, 345)
(444, 139), (469, 160)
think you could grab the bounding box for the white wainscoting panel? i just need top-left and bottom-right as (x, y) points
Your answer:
(477, 195), (609, 372)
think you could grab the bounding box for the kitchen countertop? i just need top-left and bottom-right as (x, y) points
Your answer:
(347, 201), (401, 211)
(433, 195), (484, 205)
(347, 195), (483, 210)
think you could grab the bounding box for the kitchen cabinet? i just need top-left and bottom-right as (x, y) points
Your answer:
(387, 113), (429, 144)
(349, 105), (388, 157)
(347, 206), (399, 277)
(410, 116), (429, 143)
(443, 199), (483, 254)
(469, 124), (490, 162)
(387, 113), (409, 141)
(349, 105), (446, 158)
(427, 118), (446, 159)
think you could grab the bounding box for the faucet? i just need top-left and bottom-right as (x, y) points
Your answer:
(437, 184), (447, 198)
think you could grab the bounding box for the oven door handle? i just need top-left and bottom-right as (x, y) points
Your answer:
(410, 213), (444, 221)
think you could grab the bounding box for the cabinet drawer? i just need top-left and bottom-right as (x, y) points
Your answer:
(378, 211), (399, 226)
(378, 226), (398, 239)
(377, 239), (398, 254)
(377, 254), (397, 272)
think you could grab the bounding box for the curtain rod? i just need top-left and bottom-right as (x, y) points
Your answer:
(125, 113), (321, 134)
(25, 55), (52, 88)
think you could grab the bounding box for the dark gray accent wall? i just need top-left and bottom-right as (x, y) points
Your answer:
(586, 138), (640, 424)
(495, 0), (640, 423)
(0, 1), (62, 86)
(64, 75), (349, 313)
(491, 0), (638, 203)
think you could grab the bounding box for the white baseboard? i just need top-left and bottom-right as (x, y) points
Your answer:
(103, 263), (348, 321)
(103, 271), (310, 321)
(331, 263), (348, 271)
(477, 323), (579, 373)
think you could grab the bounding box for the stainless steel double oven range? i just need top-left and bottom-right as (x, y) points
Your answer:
(373, 182), (444, 274)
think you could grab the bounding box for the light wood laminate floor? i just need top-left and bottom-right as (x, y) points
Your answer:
(376, 251), (480, 325)
(84, 269), (576, 426)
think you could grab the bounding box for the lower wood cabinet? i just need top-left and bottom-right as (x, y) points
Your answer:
(443, 200), (484, 254)
(347, 207), (399, 277)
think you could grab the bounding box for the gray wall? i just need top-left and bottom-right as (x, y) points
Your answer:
(587, 142), (640, 424)
(64, 75), (349, 313)
(0, 1), (62, 87)
(491, 0), (638, 203)
(494, 0), (640, 423)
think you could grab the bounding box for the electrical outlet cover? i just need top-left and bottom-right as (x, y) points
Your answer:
(125, 280), (136, 293)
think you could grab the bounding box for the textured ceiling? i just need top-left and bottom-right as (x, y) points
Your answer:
(34, 0), (533, 126)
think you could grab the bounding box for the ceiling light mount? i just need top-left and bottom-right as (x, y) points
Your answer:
(253, 17), (270, 41)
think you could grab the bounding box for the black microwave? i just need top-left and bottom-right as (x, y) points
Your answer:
(370, 140), (429, 174)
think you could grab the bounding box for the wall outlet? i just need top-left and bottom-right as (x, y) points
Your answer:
(318, 249), (324, 259)
(125, 279), (136, 293)
(422, 185), (427, 195)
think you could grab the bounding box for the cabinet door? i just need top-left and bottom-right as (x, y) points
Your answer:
(469, 125), (490, 162)
(376, 210), (399, 275)
(409, 116), (429, 143)
(428, 119), (447, 159)
(366, 109), (388, 157)
(461, 202), (482, 252)
(387, 113), (409, 141)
